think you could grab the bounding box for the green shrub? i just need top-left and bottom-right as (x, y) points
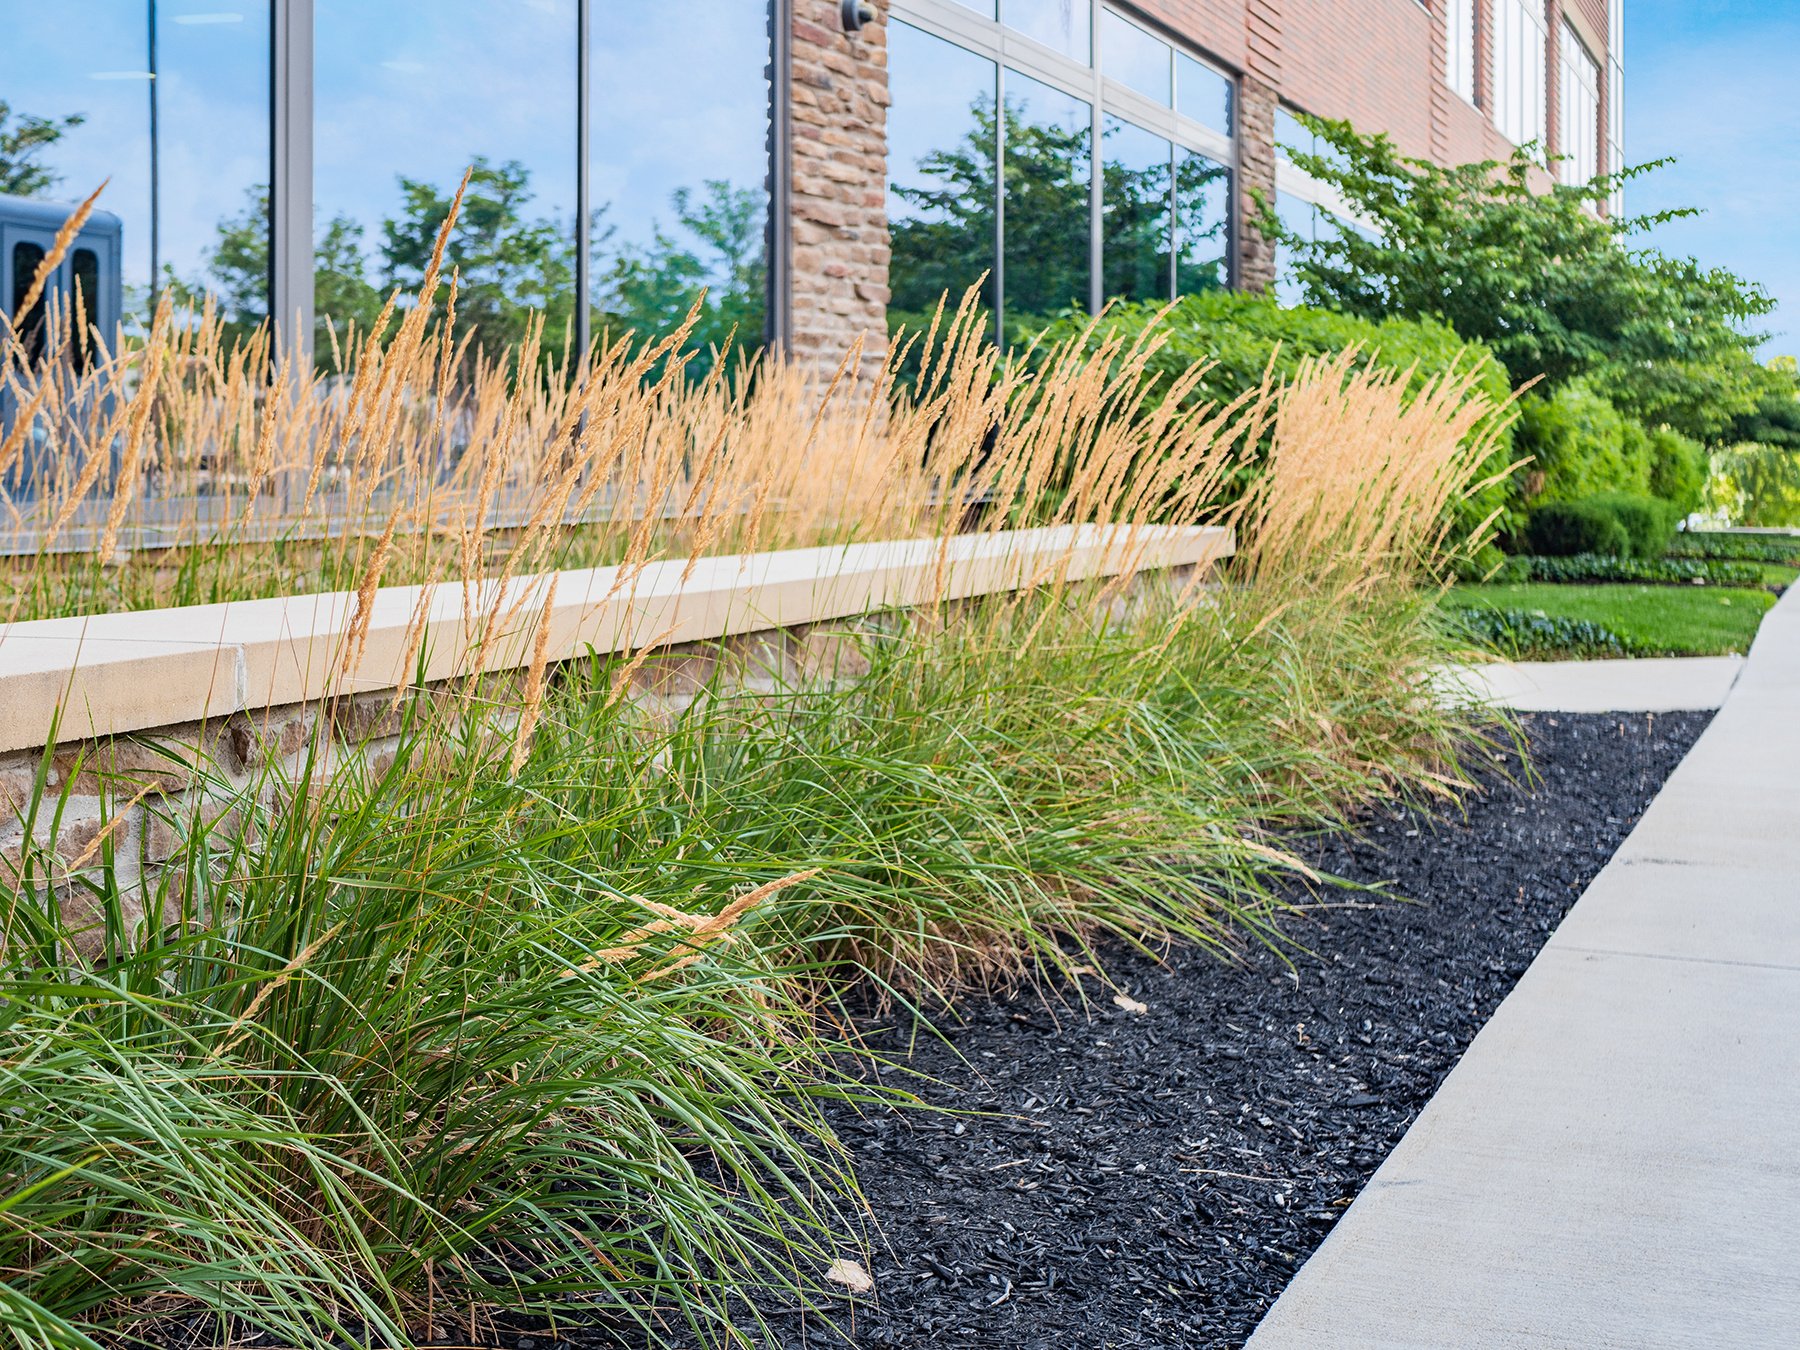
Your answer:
(1454, 543), (1529, 583)
(1020, 291), (1520, 542)
(1026, 291), (1510, 415)
(1525, 500), (1631, 557)
(1260, 115), (1776, 445)
(1585, 491), (1679, 559)
(1704, 441), (1800, 527)
(1647, 427), (1707, 517)
(1446, 605), (1632, 659)
(1515, 380), (1653, 505)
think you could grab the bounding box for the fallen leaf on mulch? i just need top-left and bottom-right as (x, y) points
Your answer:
(825, 1258), (875, 1294)
(1112, 992), (1148, 1014)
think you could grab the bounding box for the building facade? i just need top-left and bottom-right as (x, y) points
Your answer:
(0, 0), (1619, 374)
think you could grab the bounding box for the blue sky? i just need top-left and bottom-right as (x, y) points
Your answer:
(1627, 0), (1800, 361)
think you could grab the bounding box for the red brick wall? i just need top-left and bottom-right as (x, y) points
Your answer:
(1129, 0), (1573, 168)
(1567, 0), (1606, 47)
(1131, 0), (1251, 69)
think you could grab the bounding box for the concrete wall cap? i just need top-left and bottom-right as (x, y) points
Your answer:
(0, 524), (1233, 753)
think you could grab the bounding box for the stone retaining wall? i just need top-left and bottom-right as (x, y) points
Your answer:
(0, 526), (1230, 954)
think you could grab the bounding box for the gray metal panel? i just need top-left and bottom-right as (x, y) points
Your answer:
(271, 0), (314, 366)
(769, 0), (794, 352)
(575, 0), (592, 359)
(0, 197), (125, 236)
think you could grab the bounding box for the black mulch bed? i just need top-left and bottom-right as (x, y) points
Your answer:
(713, 710), (1707, 1350)
(443, 710), (1703, 1350)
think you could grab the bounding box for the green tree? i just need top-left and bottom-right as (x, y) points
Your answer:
(1724, 358), (1800, 452)
(1258, 117), (1776, 443)
(311, 214), (387, 357)
(0, 100), (83, 197)
(381, 156), (578, 362)
(181, 165), (770, 381)
(1706, 440), (1800, 527)
(998, 105), (1091, 322)
(888, 96), (1002, 323)
(889, 95), (1225, 340)
(170, 185), (385, 363)
(593, 178), (768, 377)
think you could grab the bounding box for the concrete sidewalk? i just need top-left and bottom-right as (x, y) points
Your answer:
(1443, 655), (1744, 712)
(1249, 592), (1800, 1348)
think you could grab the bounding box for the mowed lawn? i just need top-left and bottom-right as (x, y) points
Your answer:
(1451, 582), (1780, 656)
(1748, 562), (1800, 588)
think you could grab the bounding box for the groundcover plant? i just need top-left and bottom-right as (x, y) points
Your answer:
(0, 184), (1513, 1347)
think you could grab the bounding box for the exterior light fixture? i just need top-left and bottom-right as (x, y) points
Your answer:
(840, 0), (875, 32)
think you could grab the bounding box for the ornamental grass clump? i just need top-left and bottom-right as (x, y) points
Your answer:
(0, 184), (1515, 1347)
(0, 699), (870, 1350)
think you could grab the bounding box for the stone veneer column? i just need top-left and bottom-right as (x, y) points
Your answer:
(1235, 75), (1279, 293)
(788, 0), (891, 376)
(1236, 0), (1283, 294)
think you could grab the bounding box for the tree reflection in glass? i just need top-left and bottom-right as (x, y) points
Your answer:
(1101, 115), (1173, 304)
(891, 84), (1233, 341)
(1001, 70), (1091, 342)
(1175, 149), (1229, 294)
(887, 22), (998, 338)
(588, 1), (771, 376)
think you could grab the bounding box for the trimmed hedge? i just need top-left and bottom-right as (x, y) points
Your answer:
(1526, 493), (1677, 560)
(1669, 532), (1800, 565)
(1525, 500), (1631, 558)
(1516, 554), (1763, 587)
(1584, 491), (1680, 559)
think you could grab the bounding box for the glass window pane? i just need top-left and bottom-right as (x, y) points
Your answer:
(1494, 0), (1547, 150)
(1005, 0), (1091, 64)
(1274, 189), (1316, 307)
(887, 21), (998, 333)
(1101, 11), (1171, 105)
(1001, 69), (1090, 336)
(1275, 107), (1311, 162)
(1175, 52), (1231, 137)
(1174, 150), (1228, 294)
(11, 242), (49, 362)
(951, 0), (998, 15)
(1100, 115), (1171, 304)
(314, 0), (578, 365)
(157, 4), (272, 335)
(1558, 22), (1600, 184)
(590, 2), (772, 372)
(0, 2), (153, 309)
(71, 246), (99, 368)
(1445, 0), (1477, 104)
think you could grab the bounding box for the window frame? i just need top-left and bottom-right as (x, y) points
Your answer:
(1444, 0), (1477, 107)
(1605, 0), (1624, 213)
(890, 0), (1237, 331)
(1492, 0), (1548, 153)
(1557, 19), (1601, 186)
(270, 0), (783, 366)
